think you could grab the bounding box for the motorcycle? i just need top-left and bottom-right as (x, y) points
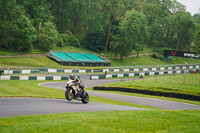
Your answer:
(65, 79), (89, 104)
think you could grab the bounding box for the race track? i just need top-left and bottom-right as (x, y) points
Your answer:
(1, 74), (200, 118)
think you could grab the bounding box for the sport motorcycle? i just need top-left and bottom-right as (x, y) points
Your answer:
(65, 80), (89, 104)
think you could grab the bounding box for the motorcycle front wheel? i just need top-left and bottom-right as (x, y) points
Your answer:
(65, 89), (73, 101)
(82, 92), (89, 104)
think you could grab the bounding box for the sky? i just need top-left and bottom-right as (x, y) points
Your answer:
(176, 0), (200, 15)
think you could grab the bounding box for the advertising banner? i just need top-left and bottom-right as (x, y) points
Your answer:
(164, 50), (200, 59)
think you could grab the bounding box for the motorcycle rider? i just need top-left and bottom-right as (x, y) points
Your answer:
(69, 75), (80, 95)
(69, 75), (80, 83)
(69, 74), (74, 80)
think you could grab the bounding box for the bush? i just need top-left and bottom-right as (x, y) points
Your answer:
(151, 52), (159, 59)
(57, 34), (64, 47)
(151, 52), (163, 60)
(70, 37), (80, 47)
(65, 31), (80, 47)
(158, 54), (164, 60)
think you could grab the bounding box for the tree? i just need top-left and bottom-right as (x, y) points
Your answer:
(194, 26), (200, 54)
(142, 0), (167, 48)
(17, 0), (54, 29)
(134, 43), (144, 57)
(57, 31), (80, 47)
(66, 31), (80, 47)
(1, 0), (198, 53)
(37, 22), (58, 51)
(13, 14), (36, 51)
(172, 11), (196, 50)
(101, 0), (121, 56)
(194, 14), (200, 24)
(0, 0), (16, 49)
(82, 27), (106, 52)
(111, 9), (149, 60)
(0, 0), (36, 51)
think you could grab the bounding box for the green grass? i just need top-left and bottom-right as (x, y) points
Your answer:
(0, 81), (64, 98)
(109, 55), (200, 66)
(102, 73), (200, 96)
(167, 56), (200, 64)
(0, 110), (200, 133)
(0, 57), (58, 68)
(109, 55), (164, 66)
(0, 49), (46, 55)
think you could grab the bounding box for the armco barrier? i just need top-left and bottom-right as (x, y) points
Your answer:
(0, 76), (68, 80)
(3, 70), (39, 74)
(38, 64), (200, 74)
(93, 87), (200, 101)
(3, 64), (200, 75)
(90, 69), (199, 80)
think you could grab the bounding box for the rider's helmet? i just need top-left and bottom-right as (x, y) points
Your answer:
(74, 76), (79, 82)
(69, 75), (75, 80)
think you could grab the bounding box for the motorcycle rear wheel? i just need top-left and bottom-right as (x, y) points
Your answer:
(82, 92), (89, 104)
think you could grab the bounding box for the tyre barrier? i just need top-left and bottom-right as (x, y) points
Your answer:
(93, 87), (200, 101)
(0, 76), (68, 80)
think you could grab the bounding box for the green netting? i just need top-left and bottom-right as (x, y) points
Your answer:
(52, 52), (74, 61)
(84, 54), (106, 62)
(66, 53), (93, 62)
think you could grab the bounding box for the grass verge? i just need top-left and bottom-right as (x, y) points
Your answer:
(0, 110), (200, 133)
(101, 73), (200, 96)
(108, 56), (200, 66)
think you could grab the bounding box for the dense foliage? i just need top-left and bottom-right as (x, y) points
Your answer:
(194, 26), (200, 54)
(111, 9), (149, 60)
(0, 0), (200, 59)
(37, 22), (58, 51)
(82, 27), (106, 52)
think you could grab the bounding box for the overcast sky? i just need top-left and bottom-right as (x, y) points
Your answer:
(176, 0), (200, 15)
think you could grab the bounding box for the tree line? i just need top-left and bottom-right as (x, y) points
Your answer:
(0, 0), (200, 60)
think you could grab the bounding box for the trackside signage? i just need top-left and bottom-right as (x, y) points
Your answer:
(164, 50), (200, 59)
(184, 53), (200, 58)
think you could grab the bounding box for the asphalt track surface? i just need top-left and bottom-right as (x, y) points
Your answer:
(0, 97), (147, 118)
